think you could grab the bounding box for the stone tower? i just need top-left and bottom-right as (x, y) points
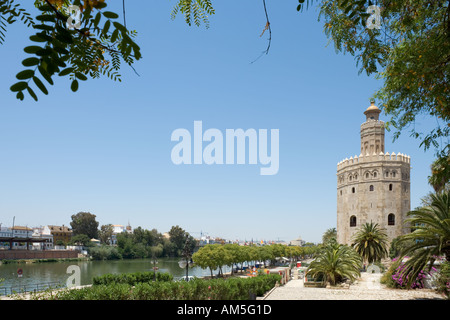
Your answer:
(336, 101), (411, 246)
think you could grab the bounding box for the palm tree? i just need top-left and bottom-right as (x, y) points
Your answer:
(396, 190), (450, 287)
(322, 228), (337, 244)
(306, 239), (361, 286)
(428, 155), (449, 193)
(352, 221), (389, 264)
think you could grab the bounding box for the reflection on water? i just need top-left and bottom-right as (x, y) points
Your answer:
(0, 258), (231, 293)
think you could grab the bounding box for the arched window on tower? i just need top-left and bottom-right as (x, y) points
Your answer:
(370, 185), (374, 191)
(366, 172), (370, 179)
(350, 216), (357, 227)
(388, 214), (395, 226)
(389, 184), (393, 191)
(373, 171), (377, 178)
(352, 187), (355, 193)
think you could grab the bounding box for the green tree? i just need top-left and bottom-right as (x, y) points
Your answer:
(70, 233), (91, 246)
(116, 232), (136, 259)
(192, 243), (220, 278)
(70, 211), (99, 239)
(307, 239), (361, 286)
(168, 225), (196, 256)
(396, 190), (450, 288)
(98, 224), (113, 245)
(428, 156), (450, 193)
(351, 221), (389, 264)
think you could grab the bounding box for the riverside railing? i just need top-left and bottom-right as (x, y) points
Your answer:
(0, 281), (64, 296)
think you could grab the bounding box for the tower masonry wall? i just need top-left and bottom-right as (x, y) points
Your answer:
(336, 152), (411, 246)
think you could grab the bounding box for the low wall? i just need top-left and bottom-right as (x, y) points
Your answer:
(0, 250), (79, 260)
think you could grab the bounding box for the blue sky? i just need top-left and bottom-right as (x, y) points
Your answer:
(0, 1), (437, 243)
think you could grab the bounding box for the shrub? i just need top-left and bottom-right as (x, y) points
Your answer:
(92, 271), (173, 286)
(47, 274), (281, 300)
(89, 246), (122, 260)
(435, 261), (450, 299)
(381, 258), (436, 289)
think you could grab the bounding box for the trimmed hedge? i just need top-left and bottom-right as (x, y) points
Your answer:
(43, 274), (281, 300)
(92, 271), (173, 286)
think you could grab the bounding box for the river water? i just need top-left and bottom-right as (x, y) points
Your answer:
(0, 258), (231, 295)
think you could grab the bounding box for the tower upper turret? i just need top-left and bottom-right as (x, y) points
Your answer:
(361, 101), (385, 155)
(364, 100), (381, 120)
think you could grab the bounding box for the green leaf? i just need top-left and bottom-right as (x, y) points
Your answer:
(38, 65), (54, 85)
(94, 12), (101, 27)
(22, 57), (40, 67)
(71, 79), (79, 92)
(36, 15), (56, 22)
(26, 86), (38, 101)
(16, 69), (35, 80)
(75, 72), (87, 81)
(32, 76), (48, 95)
(16, 91), (24, 101)
(24, 46), (43, 54)
(29, 35), (47, 42)
(33, 24), (54, 31)
(111, 29), (119, 42)
(102, 19), (111, 35)
(113, 22), (127, 33)
(37, 5), (53, 12)
(96, 2), (107, 9)
(103, 11), (119, 19)
(59, 67), (75, 76)
(35, 47), (53, 56)
(10, 81), (28, 92)
(33, 32), (53, 42)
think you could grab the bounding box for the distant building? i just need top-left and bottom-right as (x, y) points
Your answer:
(32, 226), (54, 250)
(289, 236), (306, 246)
(48, 225), (72, 245)
(111, 224), (127, 245)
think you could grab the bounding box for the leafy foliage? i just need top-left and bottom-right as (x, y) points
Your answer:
(171, 0), (215, 28)
(1, 0), (141, 101)
(395, 190), (450, 288)
(0, 0), (34, 44)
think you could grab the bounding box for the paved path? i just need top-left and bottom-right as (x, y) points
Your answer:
(262, 272), (445, 300)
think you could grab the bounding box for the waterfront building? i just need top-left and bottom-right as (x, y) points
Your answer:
(48, 225), (72, 245)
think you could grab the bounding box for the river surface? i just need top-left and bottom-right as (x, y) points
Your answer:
(0, 258), (231, 295)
